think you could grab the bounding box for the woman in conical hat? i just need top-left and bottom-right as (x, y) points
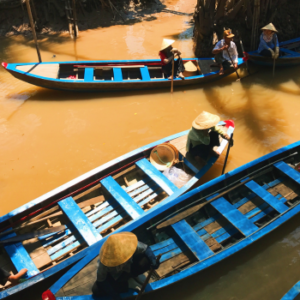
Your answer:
(92, 232), (159, 299)
(258, 23), (280, 59)
(159, 38), (185, 80)
(186, 111), (230, 162)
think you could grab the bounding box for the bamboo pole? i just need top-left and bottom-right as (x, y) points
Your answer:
(71, 0), (79, 38)
(251, 0), (260, 51)
(25, 0), (42, 62)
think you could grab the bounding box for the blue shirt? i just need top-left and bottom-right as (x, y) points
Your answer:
(258, 33), (279, 53)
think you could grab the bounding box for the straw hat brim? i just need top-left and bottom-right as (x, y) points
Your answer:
(184, 61), (198, 72)
(99, 232), (138, 267)
(261, 23), (278, 32)
(160, 39), (175, 51)
(192, 112), (220, 130)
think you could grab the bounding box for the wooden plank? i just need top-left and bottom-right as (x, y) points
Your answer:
(100, 176), (144, 219)
(73, 184), (101, 201)
(96, 215), (124, 234)
(50, 240), (83, 261)
(84, 68), (94, 82)
(210, 197), (259, 236)
(140, 67), (151, 81)
(127, 181), (155, 198)
(136, 158), (178, 195)
(0, 229), (39, 277)
(113, 68), (123, 81)
(245, 181), (289, 214)
(124, 178), (150, 193)
(58, 197), (102, 246)
(155, 253), (191, 278)
(172, 220), (214, 261)
(275, 161), (300, 185)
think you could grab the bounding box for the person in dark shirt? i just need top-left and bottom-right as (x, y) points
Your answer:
(158, 39), (185, 80)
(92, 232), (159, 300)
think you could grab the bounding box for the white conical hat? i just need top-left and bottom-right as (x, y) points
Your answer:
(192, 111), (220, 130)
(160, 39), (175, 51)
(261, 23), (278, 33)
(184, 61), (197, 72)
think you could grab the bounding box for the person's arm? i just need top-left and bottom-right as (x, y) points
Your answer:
(213, 126), (230, 140)
(231, 43), (238, 68)
(212, 41), (228, 55)
(144, 246), (160, 269)
(171, 48), (181, 56)
(259, 34), (275, 58)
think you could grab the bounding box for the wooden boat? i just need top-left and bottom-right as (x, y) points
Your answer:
(247, 37), (300, 67)
(43, 140), (300, 300)
(281, 281), (300, 299)
(1, 58), (244, 92)
(0, 121), (234, 298)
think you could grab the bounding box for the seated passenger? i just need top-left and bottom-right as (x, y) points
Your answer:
(212, 29), (238, 76)
(186, 111), (230, 162)
(92, 232), (159, 300)
(258, 23), (280, 59)
(159, 39), (185, 80)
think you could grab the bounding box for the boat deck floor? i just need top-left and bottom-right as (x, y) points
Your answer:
(16, 64), (59, 79)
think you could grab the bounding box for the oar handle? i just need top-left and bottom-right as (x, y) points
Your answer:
(135, 254), (162, 300)
(222, 133), (233, 175)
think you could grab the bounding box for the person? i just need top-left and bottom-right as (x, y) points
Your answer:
(0, 267), (27, 286)
(92, 232), (159, 300)
(212, 29), (238, 75)
(258, 23), (280, 59)
(186, 111), (230, 161)
(159, 39), (185, 80)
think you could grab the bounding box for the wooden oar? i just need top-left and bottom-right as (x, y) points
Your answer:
(0, 225), (66, 244)
(273, 36), (278, 77)
(221, 133), (233, 175)
(171, 55), (175, 93)
(226, 49), (240, 81)
(135, 254), (162, 300)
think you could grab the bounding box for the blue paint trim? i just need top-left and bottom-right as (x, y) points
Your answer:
(84, 68), (94, 82)
(209, 196), (259, 236)
(245, 180), (289, 214)
(58, 197), (102, 246)
(172, 220), (214, 260)
(281, 281), (300, 299)
(100, 176), (144, 219)
(113, 68), (123, 82)
(140, 67), (151, 81)
(275, 161), (300, 185)
(136, 158), (178, 195)
(0, 230), (39, 278)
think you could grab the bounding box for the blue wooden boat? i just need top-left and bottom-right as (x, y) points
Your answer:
(281, 281), (300, 299)
(0, 121), (234, 298)
(42, 140), (300, 300)
(1, 57), (244, 92)
(247, 37), (300, 67)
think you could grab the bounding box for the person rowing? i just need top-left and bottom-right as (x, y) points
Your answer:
(159, 39), (185, 80)
(212, 29), (238, 76)
(258, 23), (280, 59)
(92, 232), (159, 300)
(186, 111), (230, 163)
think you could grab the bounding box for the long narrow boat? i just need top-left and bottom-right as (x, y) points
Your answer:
(281, 281), (300, 299)
(43, 140), (300, 300)
(247, 37), (300, 67)
(1, 58), (244, 92)
(0, 121), (234, 298)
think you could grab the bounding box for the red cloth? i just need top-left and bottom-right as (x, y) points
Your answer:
(159, 51), (167, 65)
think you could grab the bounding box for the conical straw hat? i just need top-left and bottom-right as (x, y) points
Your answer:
(192, 111), (220, 130)
(99, 232), (138, 267)
(184, 61), (197, 72)
(160, 39), (175, 51)
(261, 23), (278, 33)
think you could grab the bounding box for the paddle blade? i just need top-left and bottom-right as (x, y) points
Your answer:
(157, 202), (205, 229)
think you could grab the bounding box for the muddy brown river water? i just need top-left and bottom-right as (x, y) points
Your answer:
(1, 0), (300, 298)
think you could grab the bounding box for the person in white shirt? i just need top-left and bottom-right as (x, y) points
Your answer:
(212, 29), (238, 75)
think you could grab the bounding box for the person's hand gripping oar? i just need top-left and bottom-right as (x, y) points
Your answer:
(135, 254), (162, 300)
(226, 49), (240, 81)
